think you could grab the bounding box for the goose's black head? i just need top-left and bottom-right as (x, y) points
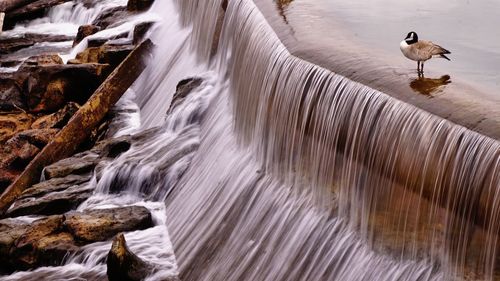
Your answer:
(405, 31), (418, 44)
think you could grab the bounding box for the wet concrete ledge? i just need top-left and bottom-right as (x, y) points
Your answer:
(254, 0), (500, 141)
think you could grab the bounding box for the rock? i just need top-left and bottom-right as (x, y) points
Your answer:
(7, 128), (60, 148)
(10, 215), (78, 270)
(0, 0), (33, 13)
(6, 174), (93, 217)
(133, 21), (154, 45)
(167, 77), (203, 114)
(0, 111), (33, 144)
(0, 206), (153, 272)
(127, 0), (154, 11)
(0, 128), (59, 188)
(22, 54), (64, 67)
(0, 77), (24, 111)
(7, 182), (93, 217)
(3, 0), (73, 28)
(75, 44), (134, 68)
(73, 24), (101, 47)
(92, 6), (130, 29)
(0, 34), (74, 54)
(43, 151), (101, 179)
(64, 206), (153, 242)
(0, 218), (30, 272)
(31, 102), (80, 129)
(17, 63), (109, 112)
(107, 233), (156, 281)
(43, 136), (132, 179)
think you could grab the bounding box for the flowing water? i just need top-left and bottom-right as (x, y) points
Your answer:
(2, 0), (500, 280)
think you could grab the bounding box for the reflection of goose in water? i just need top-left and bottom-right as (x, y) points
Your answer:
(410, 74), (451, 96)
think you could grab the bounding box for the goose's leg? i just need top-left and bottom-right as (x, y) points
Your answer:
(421, 62), (425, 74)
(417, 61), (420, 73)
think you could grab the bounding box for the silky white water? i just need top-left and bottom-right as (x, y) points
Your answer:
(1, 0), (499, 280)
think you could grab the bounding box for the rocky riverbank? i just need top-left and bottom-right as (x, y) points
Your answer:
(0, 0), (181, 279)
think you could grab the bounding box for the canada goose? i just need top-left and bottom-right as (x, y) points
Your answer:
(400, 31), (451, 74)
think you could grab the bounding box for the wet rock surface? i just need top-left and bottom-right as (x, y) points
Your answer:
(0, 206), (154, 272)
(6, 174), (93, 217)
(0, 34), (74, 54)
(3, 0), (73, 28)
(65, 206), (153, 242)
(73, 24), (101, 47)
(107, 233), (157, 281)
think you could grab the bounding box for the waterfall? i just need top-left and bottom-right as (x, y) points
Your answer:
(2, 0), (498, 280)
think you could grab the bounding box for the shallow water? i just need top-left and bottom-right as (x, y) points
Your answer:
(277, 0), (500, 94)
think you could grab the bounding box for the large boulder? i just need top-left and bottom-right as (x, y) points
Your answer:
(107, 233), (157, 281)
(64, 206), (153, 242)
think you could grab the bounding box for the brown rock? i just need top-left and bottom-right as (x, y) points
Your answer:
(0, 128), (59, 186)
(0, 112), (33, 143)
(73, 24), (101, 47)
(31, 102), (80, 129)
(10, 215), (78, 270)
(107, 233), (156, 281)
(127, 0), (154, 11)
(64, 206), (153, 242)
(17, 63), (109, 112)
(21, 54), (63, 67)
(75, 44), (134, 69)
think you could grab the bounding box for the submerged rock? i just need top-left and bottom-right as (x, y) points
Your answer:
(167, 77), (203, 114)
(133, 21), (154, 45)
(64, 206), (153, 242)
(107, 233), (156, 281)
